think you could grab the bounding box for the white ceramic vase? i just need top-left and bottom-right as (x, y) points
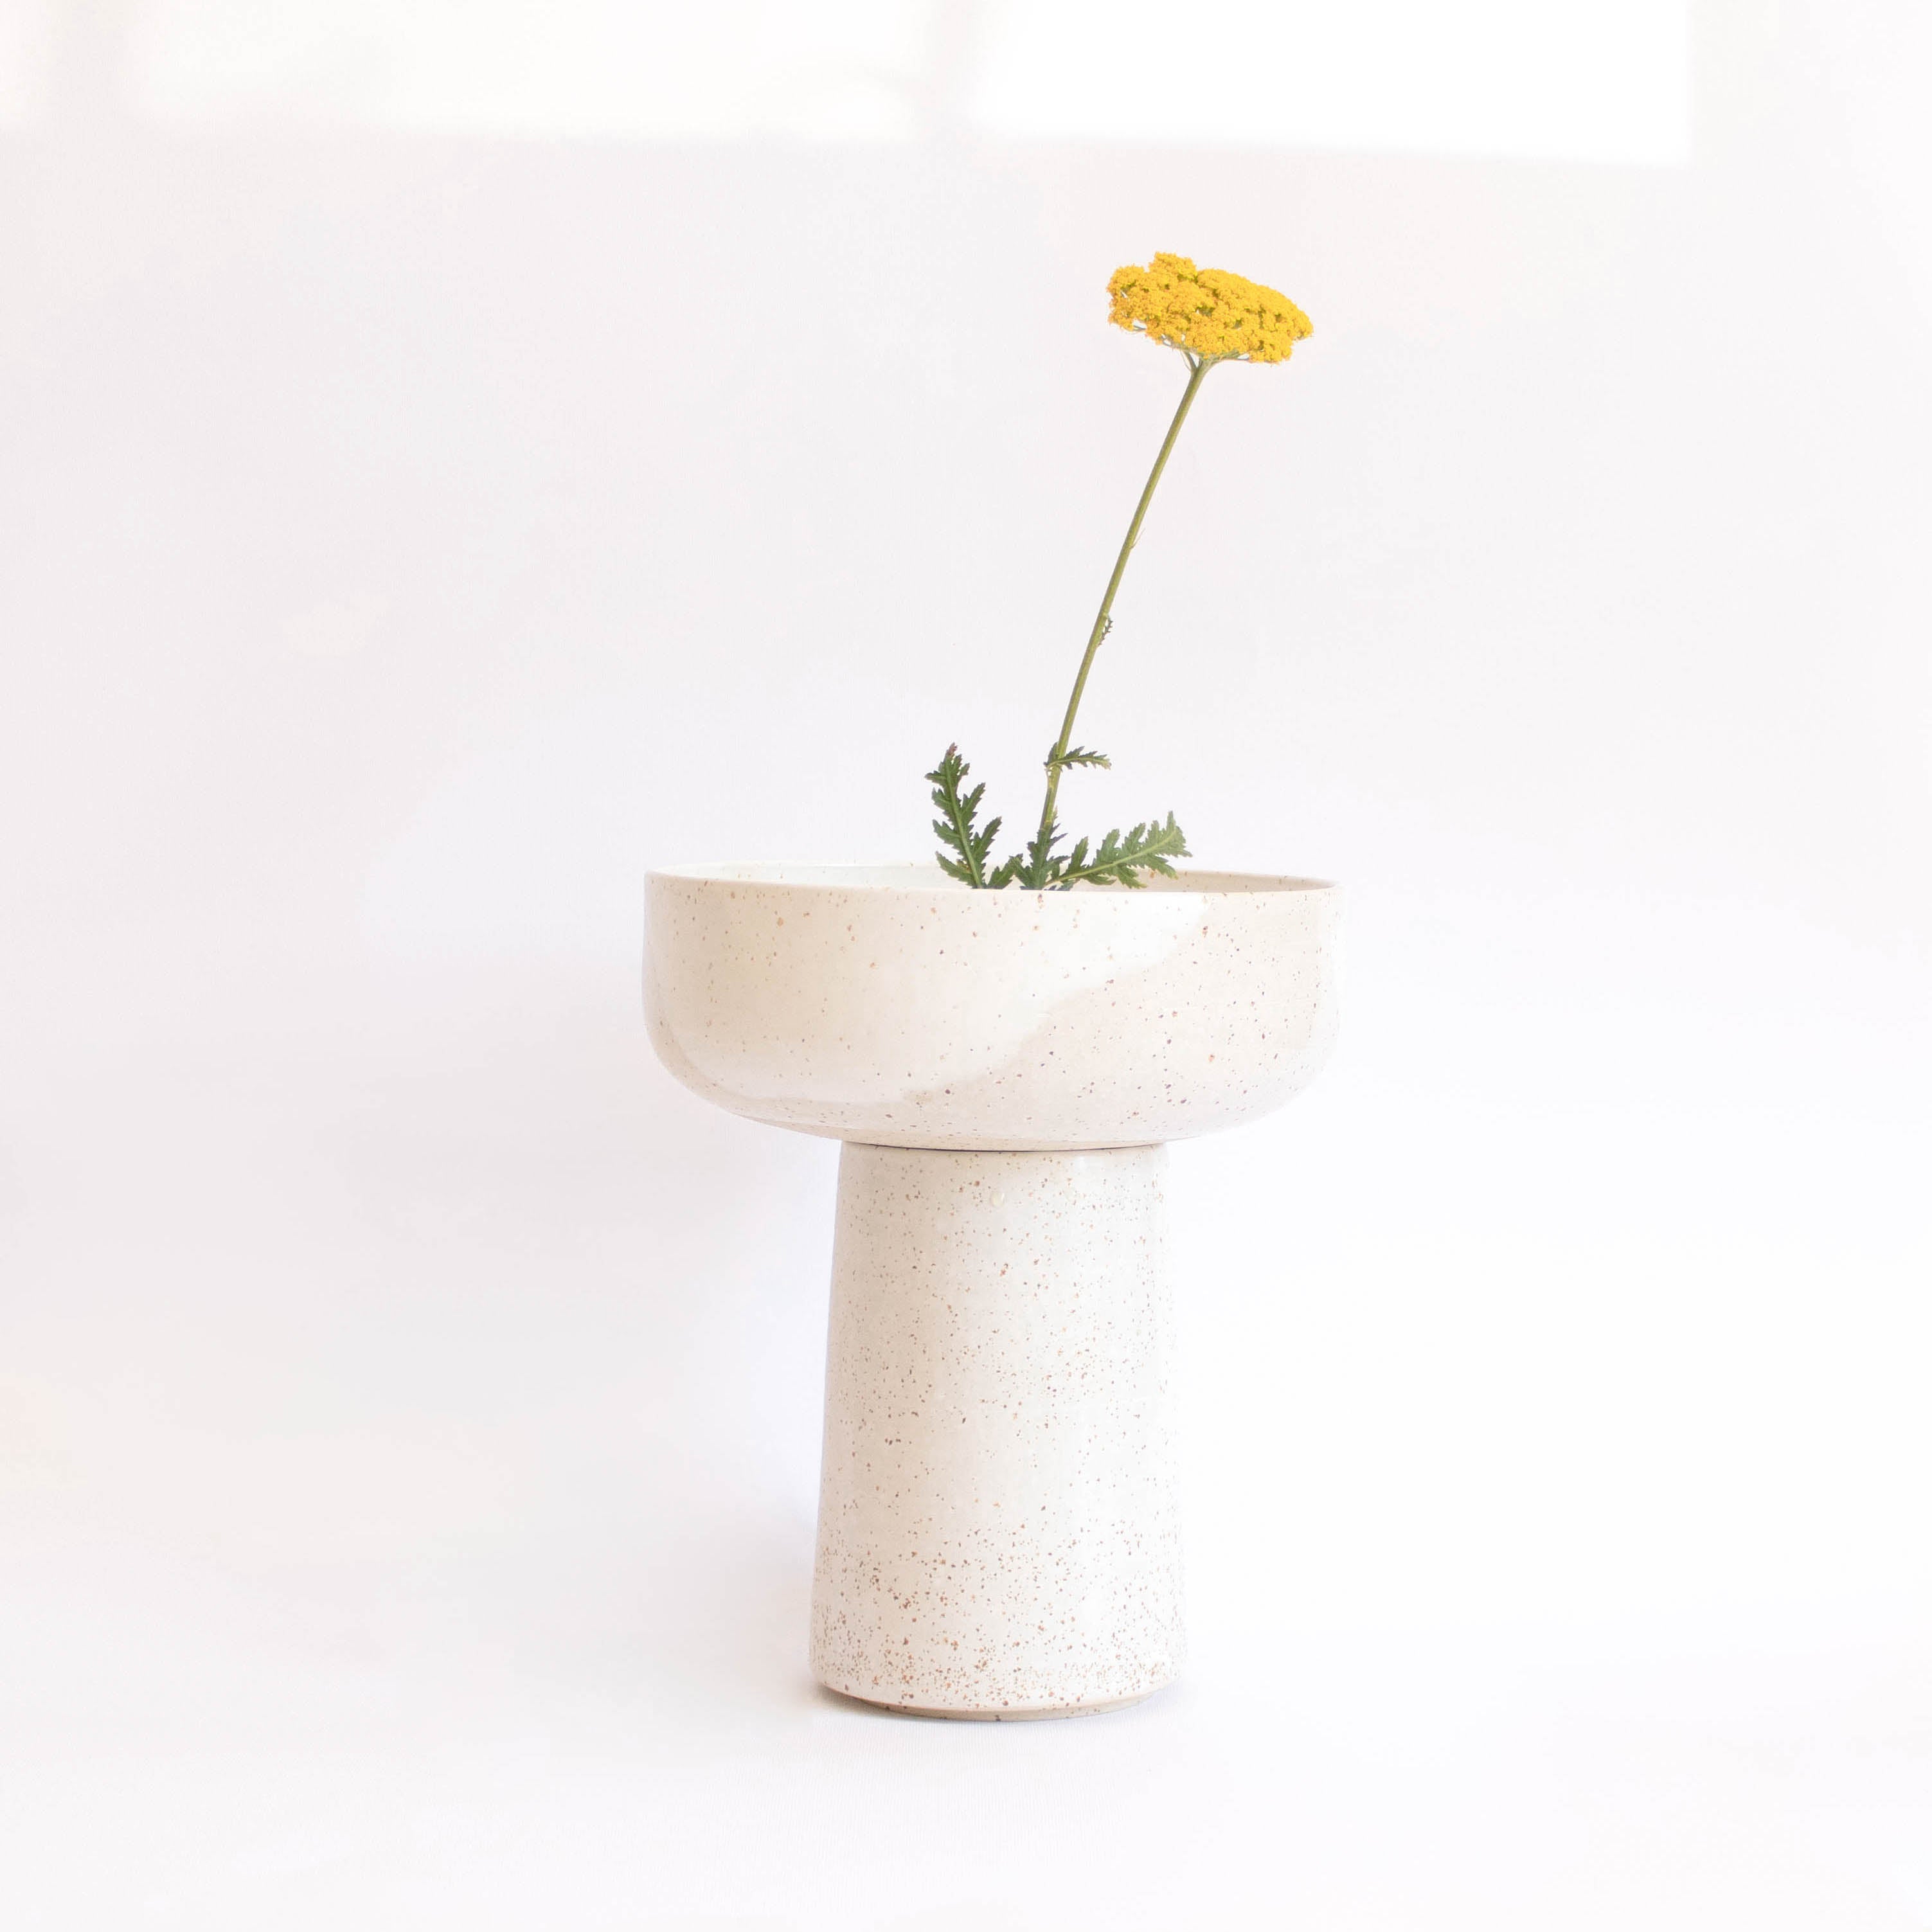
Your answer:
(645, 864), (1339, 1718)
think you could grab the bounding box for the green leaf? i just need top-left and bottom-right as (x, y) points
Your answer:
(1046, 745), (1111, 772)
(1017, 818), (1066, 891)
(1050, 813), (1190, 890)
(926, 744), (1004, 890)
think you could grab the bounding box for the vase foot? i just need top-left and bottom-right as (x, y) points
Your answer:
(822, 1683), (1168, 1722)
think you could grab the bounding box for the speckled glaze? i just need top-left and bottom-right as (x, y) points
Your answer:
(643, 863), (1339, 1718)
(645, 864), (1339, 1151)
(812, 1143), (1179, 1717)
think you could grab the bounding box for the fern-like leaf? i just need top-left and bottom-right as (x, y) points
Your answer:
(926, 745), (1002, 888)
(1051, 813), (1190, 890)
(1017, 818), (1066, 891)
(1046, 745), (1111, 772)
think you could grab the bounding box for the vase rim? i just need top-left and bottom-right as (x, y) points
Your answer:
(647, 861), (1336, 898)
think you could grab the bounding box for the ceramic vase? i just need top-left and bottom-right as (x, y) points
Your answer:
(645, 864), (1339, 1718)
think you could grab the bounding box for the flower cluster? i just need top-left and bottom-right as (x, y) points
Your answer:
(1107, 252), (1312, 364)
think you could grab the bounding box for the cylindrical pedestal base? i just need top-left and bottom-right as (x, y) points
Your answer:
(810, 1142), (1181, 1719)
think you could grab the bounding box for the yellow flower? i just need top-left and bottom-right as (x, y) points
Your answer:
(1107, 252), (1312, 364)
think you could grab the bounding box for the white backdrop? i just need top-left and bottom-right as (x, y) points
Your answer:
(3, 3), (1929, 1927)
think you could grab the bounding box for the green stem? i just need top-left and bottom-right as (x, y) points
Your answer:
(1025, 353), (1214, 886)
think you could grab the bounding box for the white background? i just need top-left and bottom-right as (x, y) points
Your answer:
(3, 2), (1929, 1926)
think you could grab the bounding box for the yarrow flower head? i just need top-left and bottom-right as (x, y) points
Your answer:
(1107, 252), (1312, 365)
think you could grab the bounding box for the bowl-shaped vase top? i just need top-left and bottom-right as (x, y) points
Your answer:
(645, 864), (1339, 1152)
